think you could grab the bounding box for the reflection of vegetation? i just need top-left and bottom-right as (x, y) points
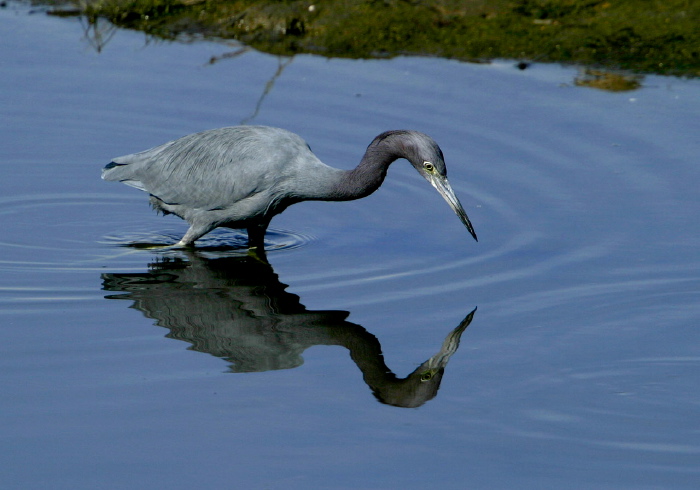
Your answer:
(46, 0), (698, 76)
(574, 68), (642, 91)
(79, 15), (118, 52)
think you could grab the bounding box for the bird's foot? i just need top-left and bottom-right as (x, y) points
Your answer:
(135, 240), (194, 251)
(172, 239), (195, 249)
(246, 246), (269, 264)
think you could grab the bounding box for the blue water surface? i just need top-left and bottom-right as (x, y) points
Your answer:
(1, 3), (699, 488)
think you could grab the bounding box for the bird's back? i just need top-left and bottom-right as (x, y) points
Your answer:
(102, 126), (323, 211)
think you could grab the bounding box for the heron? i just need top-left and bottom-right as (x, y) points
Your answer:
(102, 125), (477, 249)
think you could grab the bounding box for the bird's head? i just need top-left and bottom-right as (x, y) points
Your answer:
(380, 130), (478, 242)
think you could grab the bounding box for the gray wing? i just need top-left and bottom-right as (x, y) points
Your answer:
(102, 126), (312, 211)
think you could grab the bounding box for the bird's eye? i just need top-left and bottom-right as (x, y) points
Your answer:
(420, 371), (433, 381)
(423, 162), (435, 172)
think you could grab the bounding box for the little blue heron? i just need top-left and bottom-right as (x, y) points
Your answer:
(102, 125), (477, 249)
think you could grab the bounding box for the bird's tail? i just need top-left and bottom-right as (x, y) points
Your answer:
(101, 160), (147, 191)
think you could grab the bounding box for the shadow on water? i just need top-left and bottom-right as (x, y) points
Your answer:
(102, 252), (476, 408)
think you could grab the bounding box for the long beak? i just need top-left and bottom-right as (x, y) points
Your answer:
(429, 175), (478, 241)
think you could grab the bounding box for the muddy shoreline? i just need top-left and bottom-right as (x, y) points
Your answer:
(40, 0), (699, 77)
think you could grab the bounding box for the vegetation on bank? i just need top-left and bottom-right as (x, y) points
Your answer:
(44, 0), (699, 77)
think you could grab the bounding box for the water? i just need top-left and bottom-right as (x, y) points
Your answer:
(2, 3), (700, 488)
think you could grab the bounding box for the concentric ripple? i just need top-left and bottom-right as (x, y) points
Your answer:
(0, 191), (314, 271)
(100, 227), (315, 257)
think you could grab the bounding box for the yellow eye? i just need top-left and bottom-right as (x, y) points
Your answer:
(420, 371), (433, 381)
(423, 162), (435, 172)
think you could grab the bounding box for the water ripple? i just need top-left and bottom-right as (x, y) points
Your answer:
(100, 227), (315, 257)
(0, 191), (314, 271)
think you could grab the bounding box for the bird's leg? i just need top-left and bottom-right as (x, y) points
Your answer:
(174, 223), (215, 248)
(172, 239), (195, 249)
(246, 224), (267, 251)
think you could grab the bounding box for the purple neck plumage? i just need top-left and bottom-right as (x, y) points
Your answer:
(332, 131), (411, 201)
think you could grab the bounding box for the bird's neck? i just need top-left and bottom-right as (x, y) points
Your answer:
(332, 141), (402, 201)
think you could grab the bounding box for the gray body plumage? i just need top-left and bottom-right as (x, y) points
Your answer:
(102, 125), (477, 248)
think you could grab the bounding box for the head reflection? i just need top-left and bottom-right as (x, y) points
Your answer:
(102, 253), (476, 408)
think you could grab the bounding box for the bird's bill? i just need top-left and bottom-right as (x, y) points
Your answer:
(429, 176), (478, 242)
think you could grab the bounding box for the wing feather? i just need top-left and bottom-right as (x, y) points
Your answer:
(102, 126), (309, 211)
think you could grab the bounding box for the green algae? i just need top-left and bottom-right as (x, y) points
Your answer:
(46, 0), (700, 77)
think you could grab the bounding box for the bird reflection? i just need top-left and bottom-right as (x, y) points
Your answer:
(102, 253), (476, 408)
